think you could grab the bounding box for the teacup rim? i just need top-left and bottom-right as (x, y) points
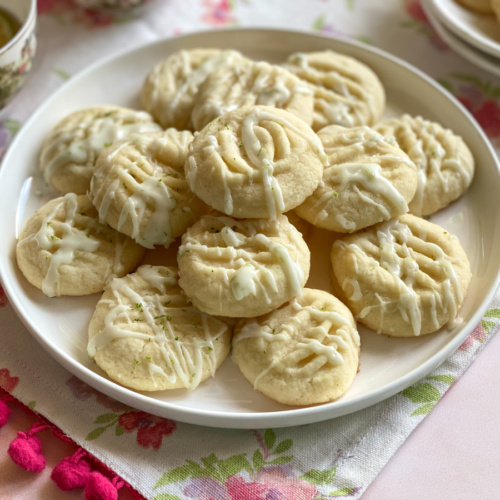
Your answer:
(0, 0), (36, 56)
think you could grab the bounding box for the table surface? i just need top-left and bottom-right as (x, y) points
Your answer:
(2, 326), (500, 499)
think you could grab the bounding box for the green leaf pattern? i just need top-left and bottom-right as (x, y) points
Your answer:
(154, 430), (358, 498)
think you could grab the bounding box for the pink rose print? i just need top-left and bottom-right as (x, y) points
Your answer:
(118, 411), (176, 450)
(66, 376), (129, 412)
(38, 0), (115, 28)
(459, 323), (487, 351)
(201, 0), (237, 26)
(405, 0), (427, 22)
(445, 75), (500, 145)
(403, 0), (447, 50)
(0, 368), (19, 392)
(226, 468), (318, 500)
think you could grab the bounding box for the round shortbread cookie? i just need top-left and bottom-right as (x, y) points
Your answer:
(284, 50), (385, 131)
(454, 0), (493, 14)
(16, 193), (146, 297)
(191, 60), (314, 130)
(90, 129), (208, 249)
(140, 49), (244, 130)
(39, 106), (162, 196)
(330, 214), (471, 337)
(185, 105), (327, 219)
(88, 265), (232, 391)
(294, 125), (417, 233)
(178, 214), (310, 318)
(375, 115), (474, 216)
(232, 288), (360, 406)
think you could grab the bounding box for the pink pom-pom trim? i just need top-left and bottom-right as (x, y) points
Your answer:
(51, 449), (92, 491)
(8, 432), (46, 472)
(84, 471), (119, 500)
(0, 399), (11, 427)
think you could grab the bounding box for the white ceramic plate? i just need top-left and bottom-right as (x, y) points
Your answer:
(1, 29), (499, 429)
(430, 0), (500, 58)
(423, 0), (500, 78)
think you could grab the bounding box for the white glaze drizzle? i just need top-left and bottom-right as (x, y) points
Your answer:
(336, 218), (462, 335)
(94, 131), (193, 248)
(233, 304), (358, 390)
(288, 52), (379, 126)
(42, 109), (161, 183)
(194, 61), (313, 125)
(314, 162), (408, 230)
(18, 194), (101, 297)
(88, 267), (228, 390)
(181, 217), (304, 304)
(163, 50), (241, 124)
(239, 107), (327, 219)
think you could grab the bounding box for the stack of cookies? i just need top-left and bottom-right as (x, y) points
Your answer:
(15, 48), (473, 407)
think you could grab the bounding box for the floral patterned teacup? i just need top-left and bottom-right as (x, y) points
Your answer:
(0, 0), (36, 110)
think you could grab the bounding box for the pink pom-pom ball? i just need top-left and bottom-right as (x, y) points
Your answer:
(51, 455), (92, 491)
(84, 471), (119, 500)
(0, 399), (11, 427)
(8, 433), (46, 472)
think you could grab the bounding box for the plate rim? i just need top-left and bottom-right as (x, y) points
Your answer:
(430, 0), (500, 58)
(423, 0), (500, 78)
(1, 27), (500, 428)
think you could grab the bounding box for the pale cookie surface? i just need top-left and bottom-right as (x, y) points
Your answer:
(284, 50), (385, 132)
(90, 129), (208, 249)
(88, 265), (232, 392)
(191, 59), (314, 130)
(454, 0), (493, 14)
(178, 214), (310, 318)
(185, 105), (327, 219)
(16, 194), (146, 297)
(39, 106), (161, 195)
(375, 115), (474, 216)
(232, 288), (360, 406)
(141, 49), (244, 130)
(294, 125), (417, 233)
(330, 214), (471, 337)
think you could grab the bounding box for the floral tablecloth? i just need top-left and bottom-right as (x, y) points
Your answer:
(1, 1), (500, 499)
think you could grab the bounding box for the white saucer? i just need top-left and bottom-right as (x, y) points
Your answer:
(430, 0), (500, 59)
(423, 0), (500, 78)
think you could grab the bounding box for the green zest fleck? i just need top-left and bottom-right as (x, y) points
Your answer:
(104, 142), (111, 147)
(50, 235), (59, 241)
(145, 356), (153, 361)
(333, 191), (338, 198)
